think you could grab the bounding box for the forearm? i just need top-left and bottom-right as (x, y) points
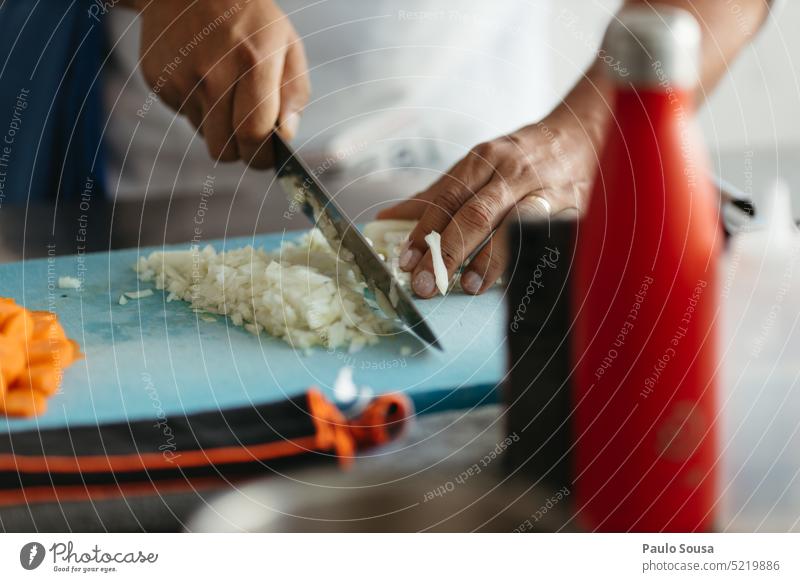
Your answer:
(626, 0), (770, 93)
(543, 0), (770, 179)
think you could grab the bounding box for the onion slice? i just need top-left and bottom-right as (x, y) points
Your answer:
(424, 231), (448, 295)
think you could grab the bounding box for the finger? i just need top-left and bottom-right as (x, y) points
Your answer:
(277, 35), (310, 141)
(399, 156), (493, 273)
(198, 68), (239, 162)
(410, 177), (514, 298)
(233, 44), (287, 168)
(460, 236), (504, 295)
(460, 193), (554, 295)
(375, 189), (440, 220)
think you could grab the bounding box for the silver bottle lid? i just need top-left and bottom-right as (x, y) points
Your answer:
(603, 5), (701, 89)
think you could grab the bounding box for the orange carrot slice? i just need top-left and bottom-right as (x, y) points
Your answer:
(0, 298), (80, 417)
(0, 388), (47, 418)
(1, 309), (34, 343)
(0, 301), (22, 329)
(30, 311), (66, 342)
(0, 336), (26, 387)
(15, 364), (63, 396)
(26, 338), (75, 368)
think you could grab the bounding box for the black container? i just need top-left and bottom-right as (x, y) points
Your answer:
(503, 216), (577, 492)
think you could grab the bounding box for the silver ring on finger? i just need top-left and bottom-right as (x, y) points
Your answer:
(525, 194), (553, 216)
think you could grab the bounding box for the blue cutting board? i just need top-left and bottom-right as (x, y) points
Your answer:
(0, 231), (507, 433)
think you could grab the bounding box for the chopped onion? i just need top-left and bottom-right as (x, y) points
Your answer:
(134, 220), (497, 352)
(424, 231), (449, 295)
(135, 230), (394, 352)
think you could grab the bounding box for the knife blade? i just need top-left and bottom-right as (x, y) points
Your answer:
(272, 133), (442, 350)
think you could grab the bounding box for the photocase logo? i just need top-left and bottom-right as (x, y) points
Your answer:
(20, 542), (46, 570)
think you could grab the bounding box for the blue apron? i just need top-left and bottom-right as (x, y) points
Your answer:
(0, 0), (106, 206)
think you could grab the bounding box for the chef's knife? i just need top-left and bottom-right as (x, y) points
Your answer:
(272, 133), (442, 350)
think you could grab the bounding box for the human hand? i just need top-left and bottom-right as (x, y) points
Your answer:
(376, 111), (599, 298)
(136, 0), (310, 167)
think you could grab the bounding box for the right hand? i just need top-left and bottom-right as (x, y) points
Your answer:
(137, 0), (310, 167)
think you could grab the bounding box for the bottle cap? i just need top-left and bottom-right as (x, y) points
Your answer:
(603, 5), (701, 89)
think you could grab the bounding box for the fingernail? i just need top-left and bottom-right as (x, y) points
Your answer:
(413, 271), (435, 297)
(461, 271), (483, 294)
(400, 247), (422, 271)
(282, 111), (300, 137)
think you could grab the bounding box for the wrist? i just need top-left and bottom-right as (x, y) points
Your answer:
(553, 63), (614, 152)
(510, 65), (615, 208)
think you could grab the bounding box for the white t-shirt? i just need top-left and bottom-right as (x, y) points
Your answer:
(104, 1), (555, 201)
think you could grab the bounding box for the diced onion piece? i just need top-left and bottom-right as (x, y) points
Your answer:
(424, 231), (448, 295)
(375, 289), (398, 320)
(389, 281), (400, 307)
(58, 276), (81, 290)
(124, 289), (154, 300)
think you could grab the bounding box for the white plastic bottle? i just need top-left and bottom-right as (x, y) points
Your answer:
(721, 180), (800, 531)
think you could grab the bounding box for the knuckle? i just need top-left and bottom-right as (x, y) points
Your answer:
(471, 241), (505, 280)
(235, 121), (268, 147)
(437, 237), (462, 271)
(471, 141), (497, 160)
(484, 242), (507, 273)
(499, 133), (525, 150)
(495, 155), (535, 183)
(236, 41), (264, 70)
(486, 184), (515, 209)
(512, 159), (536, 181)
(435, 187), (468, 218)
(197, 68), (230, 100)
(459, 199), (495, 234)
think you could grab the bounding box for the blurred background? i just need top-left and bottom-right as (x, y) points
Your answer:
(551, 0), (799, 206)
(1, 1), (796, 257)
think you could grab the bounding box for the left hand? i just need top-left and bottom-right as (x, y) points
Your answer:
(376, 115), (595, 298)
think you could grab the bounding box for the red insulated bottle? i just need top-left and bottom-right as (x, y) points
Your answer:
(572, 6), (721, 532)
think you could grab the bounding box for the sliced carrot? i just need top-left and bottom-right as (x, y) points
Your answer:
(26, 338), (75, 368)
(1, 309), (34, 343)
(0, 388), (47, 418)
(0, 298), (79, 418)
(15, 364), (62, 396)
(0, 336), (26, 387)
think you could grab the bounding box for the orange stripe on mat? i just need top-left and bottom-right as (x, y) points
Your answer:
(0, 435), (321, 474)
